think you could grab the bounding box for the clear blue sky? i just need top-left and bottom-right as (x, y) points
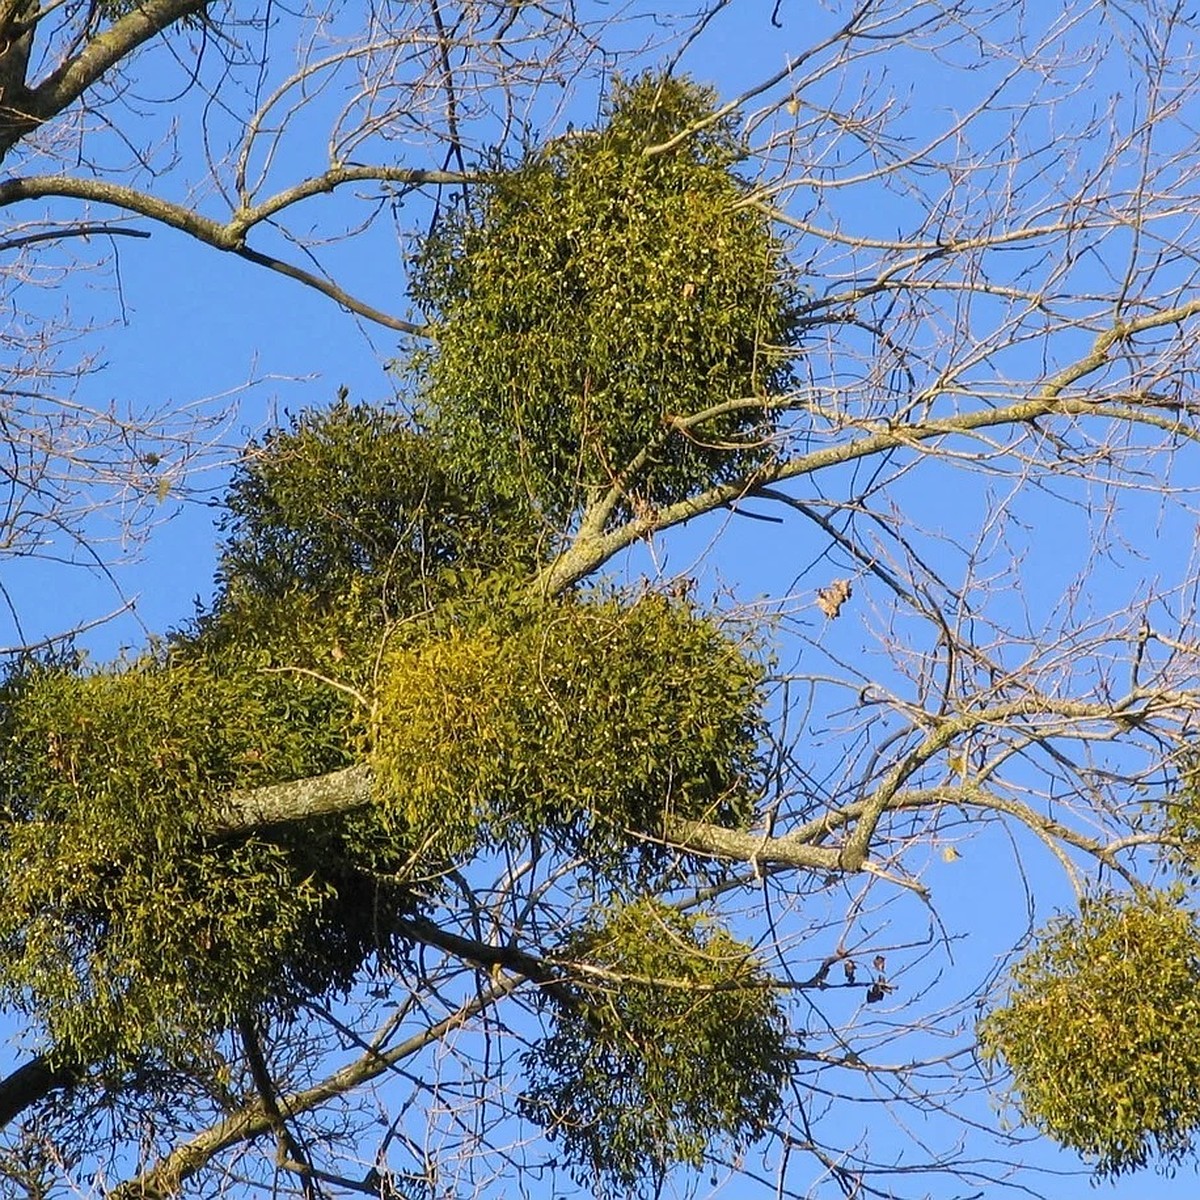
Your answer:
(5, 2), (1199, 1196)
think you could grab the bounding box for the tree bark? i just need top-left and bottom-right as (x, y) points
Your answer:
(0, 0), (212, 161)
(0, 1054), (78, 1127)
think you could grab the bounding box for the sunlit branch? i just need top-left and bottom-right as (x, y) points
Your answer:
(537, 381), (1200, 597)
(0, 167), (472, 333)
(108, 980), (521, 1200)
(0, 0), (211, 156)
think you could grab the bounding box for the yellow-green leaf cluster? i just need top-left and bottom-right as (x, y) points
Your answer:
(1160, 764), (1200, 882)
(207, 400), (535, 659)
(978, 888), (1200, 1175)
(519, 897), (790, 1196)
(411, 73), (800, 523)
(0, 650), (401, 1066)
(368, 592), (766, 864)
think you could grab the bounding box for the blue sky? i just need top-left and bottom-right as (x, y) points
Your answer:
(5, 1), (1200, 1196)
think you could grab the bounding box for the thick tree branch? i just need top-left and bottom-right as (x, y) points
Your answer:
(208, 764), (373, 835)
(1, 745), (1164, 1134)
(0, 167), (469, 246)
(397, 915), (560, 986)
(0, 0), (211, 157)
(0, 173), (253, 246)
(0, 1053), (78, 1128)
(0, 0), (33, 138)
(209, 762), (864, 885)
(537, 384), (1200, 596)
(656, 816), (841, 872)
(208, 763), (853, 872)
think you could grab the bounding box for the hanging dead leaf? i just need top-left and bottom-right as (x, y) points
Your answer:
(816, 578), (852, 619)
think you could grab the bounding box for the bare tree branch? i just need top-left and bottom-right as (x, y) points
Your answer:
(0, 0), (212, 155)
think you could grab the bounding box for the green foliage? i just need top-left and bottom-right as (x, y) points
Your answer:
(411, 73), (799, 524)
(978, 888), (1200, 1175)
(0, 648), (407, 1066)
(0, 389), (771, 1089)
(368, 590), (766, 863)
(520, 897), (790, 1196)
(0, 68), (804, 1187)
(1161, 765), (1200, 879)
(209, 399), (534, 653)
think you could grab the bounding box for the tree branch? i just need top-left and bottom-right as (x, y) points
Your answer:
(0, 1054), (79, 1128)
(657, 816), (842, 872)
(207, 764), (849, 874)
(1, 0), (212, 158)
(108, 979), (521, 1200)
(0, 222), (150, 252)
(0, 168), (469, 332)
(535, 386), (1200, 596)
(236, 1014), (314, 1193)
(206, 764), (372, 835)
(234, 244), (423, 334)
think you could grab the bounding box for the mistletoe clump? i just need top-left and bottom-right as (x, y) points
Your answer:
(978, 888), (1200, 1175)
(368, 590), (767, 864)
(412, 73), (800, 524)
(0, 68), (807, 1183)
(0, 400), (774, 1078)
(0, 650), (401, 1066)
(520, 897), (790, 1197)
(205, 399), (536, 663)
